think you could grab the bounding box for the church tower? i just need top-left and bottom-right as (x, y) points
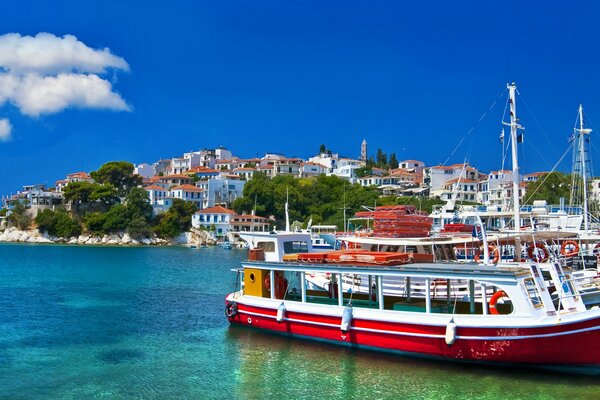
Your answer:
(360, 139), (367, 161)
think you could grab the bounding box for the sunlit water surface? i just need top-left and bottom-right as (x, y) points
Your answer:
(0, 244), (598, 399)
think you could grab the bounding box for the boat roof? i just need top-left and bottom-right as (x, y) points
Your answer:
(241, 260), (529, 282)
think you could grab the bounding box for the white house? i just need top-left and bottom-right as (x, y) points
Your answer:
(134, 163), (154, 179)
(300, 162), (326, 177)
(329, 158), (365, 183)
(170, 184), (204, 208)
(232, 167), (256, 180)
(196, 176), (246, 208)
(192, 205), (238, 236)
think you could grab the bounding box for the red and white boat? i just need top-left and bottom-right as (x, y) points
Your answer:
(226, 250), (600, 373)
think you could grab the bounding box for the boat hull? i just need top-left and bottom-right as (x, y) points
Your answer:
(226, 297), (600, 372)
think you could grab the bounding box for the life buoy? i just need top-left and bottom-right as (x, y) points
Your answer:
(594, 243), (600, 257)
(489, 246), (500, 264)
(489, 290), (509, 315)
(560, 240), (579, 257)
(225, 301), (238, 318)
(527, 243), (549, 262)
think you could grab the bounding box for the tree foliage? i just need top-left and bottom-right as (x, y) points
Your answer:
(232, 173), (380, 229)
(63, 181), (118, 213)
(90, 161), (142, 196)
(35, 209), (81, 238)
(523, 172), (572, 205)
(153, 199), (198, 238)
(7, 201), (31, 230)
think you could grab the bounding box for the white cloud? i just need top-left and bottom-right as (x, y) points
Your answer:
(0, 32), (130, 120)
(3, 73), (130, 116)
(0, 33), (129, 74)
(0, 118), (11, 141)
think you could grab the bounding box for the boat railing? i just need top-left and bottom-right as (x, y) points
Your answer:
(555, 274), (600, 310)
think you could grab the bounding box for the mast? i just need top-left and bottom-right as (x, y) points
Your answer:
(502, 83), (524, 229)
(576, 104), (592, 234)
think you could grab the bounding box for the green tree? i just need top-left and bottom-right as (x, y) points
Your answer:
(90, 161), (142, 196)
(127, 216), (152, 239)
(83, 212), (107, 234)
(169, 199), (198, 230)
(125, 187), (153, 220)
(354, 166), (373, 178)
(7, 201), (31, 230)
(89, 184), (119, 209)
(319, 144), (327, 154)
(153, 213), (182, 238)
(376, 148), (387, 168)
(389, 153), (399, 169)
(102, 204), (129, 232)
(63, 181), (96, 211)
(523, 172), (572, 205)
(53, 212), (82, 237)
(35, 209), (81, 237)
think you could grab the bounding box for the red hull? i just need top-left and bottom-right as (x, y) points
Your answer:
(227, 301), (600, 368)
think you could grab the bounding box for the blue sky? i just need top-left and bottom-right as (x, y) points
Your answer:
(1, 0), (600, 195)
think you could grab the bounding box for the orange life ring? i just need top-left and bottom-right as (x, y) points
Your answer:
(489, 246), (500, 264)
(264, 272), (287, 299)
(527, 243), (549, 262)
(560, 240), (579, 257)
(489, 290), (509, 315)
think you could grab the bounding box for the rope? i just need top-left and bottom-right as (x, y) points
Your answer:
(441, 88), (507, 167)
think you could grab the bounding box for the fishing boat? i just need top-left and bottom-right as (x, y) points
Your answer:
(225, 249), (600, 373)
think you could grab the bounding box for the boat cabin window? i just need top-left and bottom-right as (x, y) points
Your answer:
(256, 241), (275, 253)
(283, 241), (309, 254)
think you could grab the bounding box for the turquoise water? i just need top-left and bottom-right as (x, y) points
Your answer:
(0, 244), (599, 399)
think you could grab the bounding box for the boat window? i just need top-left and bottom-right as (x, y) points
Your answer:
(405, 246), (417, 253)
(523, 278), (543, 308)
(256, 241), (275, 253)
(283, 241), (309, 254)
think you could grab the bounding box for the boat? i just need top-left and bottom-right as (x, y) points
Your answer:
(311, 235), (334, 250)
(222, 241), (233, 250)
(225, 250), (600, 373)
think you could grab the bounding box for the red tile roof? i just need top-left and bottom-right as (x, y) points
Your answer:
(197, 205), (237, 215)
(171, 184), (204, 192)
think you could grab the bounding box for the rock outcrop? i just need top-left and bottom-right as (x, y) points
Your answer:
(0, 227), (178, 246)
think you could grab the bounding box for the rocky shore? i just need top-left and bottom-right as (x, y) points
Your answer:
(0, 227), (219, 247)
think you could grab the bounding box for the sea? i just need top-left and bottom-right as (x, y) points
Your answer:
(0, 243), (598, 399)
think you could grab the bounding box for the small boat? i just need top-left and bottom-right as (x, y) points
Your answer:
(222, 241), (233, 250)
(311, 235), (334, 250)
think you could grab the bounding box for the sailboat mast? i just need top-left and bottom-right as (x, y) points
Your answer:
(577, 104), (591, 233)
(507, 83), (523, 229)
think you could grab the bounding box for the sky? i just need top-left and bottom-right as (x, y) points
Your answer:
(2, 0), (600, 195)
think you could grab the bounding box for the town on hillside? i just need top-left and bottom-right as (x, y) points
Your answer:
(0, 140), (593, 239)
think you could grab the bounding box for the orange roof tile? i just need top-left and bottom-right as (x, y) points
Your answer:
(196, 205), (237, 214)
(171, 184), (204, 192)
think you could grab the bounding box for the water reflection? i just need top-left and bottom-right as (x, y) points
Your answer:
(227, 326), (600, 399)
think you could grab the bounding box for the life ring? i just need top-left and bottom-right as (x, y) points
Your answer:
(560, 240), (579, 257)
(225, 301), (238, 318)
(527, 243), (549, 262)
(489, 290), (509, 315)
(489, 246), (500, 264)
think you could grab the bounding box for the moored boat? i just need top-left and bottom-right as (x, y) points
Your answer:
(226, 253), (600, 373)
